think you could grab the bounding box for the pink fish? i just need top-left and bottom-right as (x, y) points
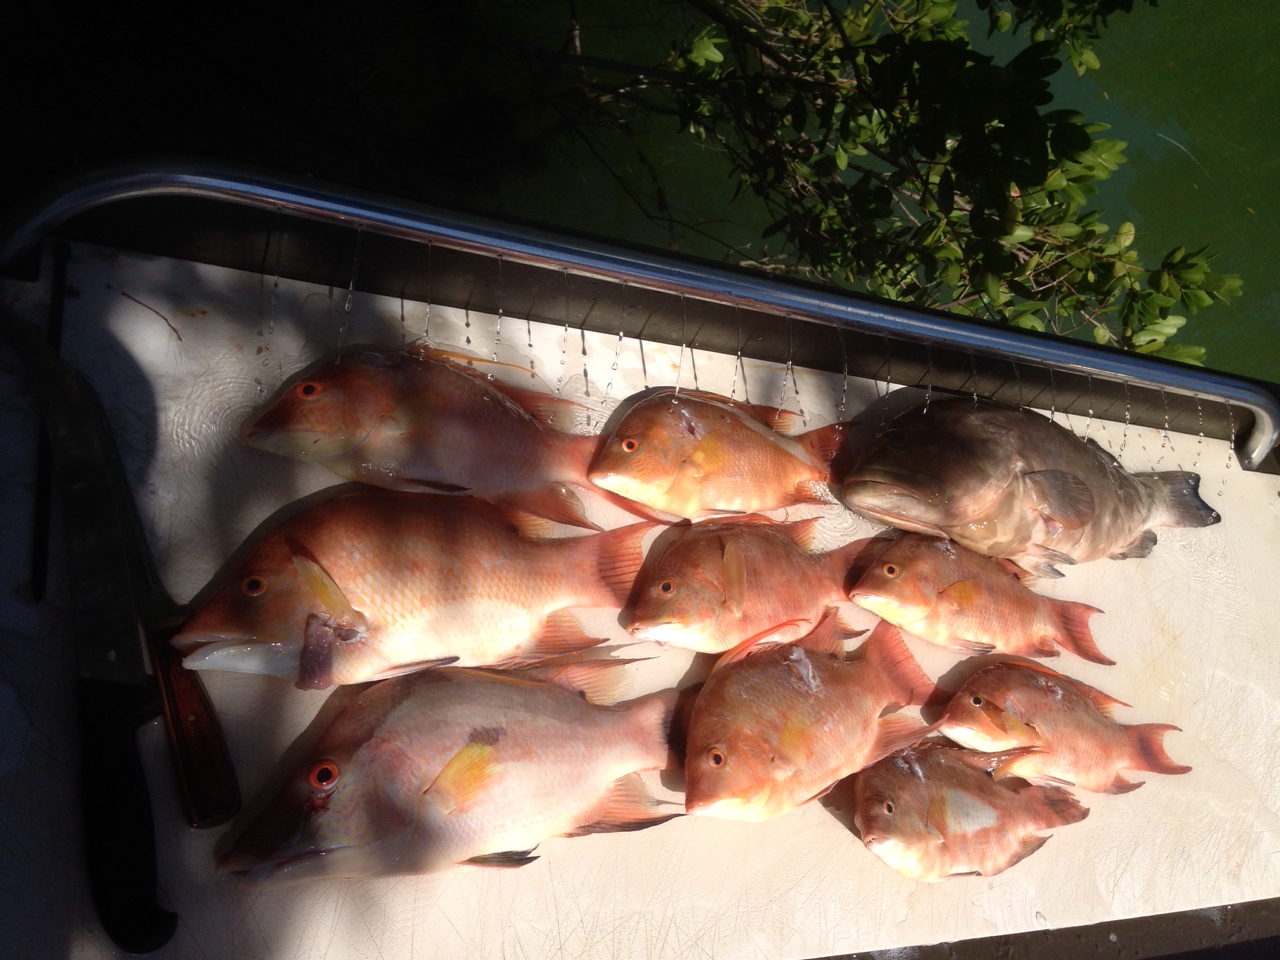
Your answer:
(217, 662), (678, 884)
(242, 344), (606, 529)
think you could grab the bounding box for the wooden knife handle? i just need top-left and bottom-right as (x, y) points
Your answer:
(147, 626), (241, 828)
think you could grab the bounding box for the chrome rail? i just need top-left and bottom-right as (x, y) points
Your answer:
(4, 161), (1277, 469)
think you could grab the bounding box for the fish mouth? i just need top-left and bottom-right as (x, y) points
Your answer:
(219, 837), (401, 886)
(240, 420), (368, 461)
(628, 620), (709, 647)
(685, 790), (771, 821)
(937, 717), (1019, 752)
(180, 637), (302, 678)
(840, 474), (948, 535)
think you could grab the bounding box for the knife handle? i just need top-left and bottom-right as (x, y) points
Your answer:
(77, 676), (178, 954)
(147, 627), (242, 828)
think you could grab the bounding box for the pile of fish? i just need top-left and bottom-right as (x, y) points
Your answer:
(180, 342), (1217, 885)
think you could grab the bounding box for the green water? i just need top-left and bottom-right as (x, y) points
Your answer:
(1063, 0), (1280, 383)
(485, 2), (1280, 384)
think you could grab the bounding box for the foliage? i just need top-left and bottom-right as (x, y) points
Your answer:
(528, 0), (1240, 362)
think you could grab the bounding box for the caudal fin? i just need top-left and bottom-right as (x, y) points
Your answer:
(583, 521), (655, 607)
(1147, 471), (1222, 528)
(1049, 599), (1112, 665)
(859, 621), (938, 707)
(1126, 723), (1192, 777)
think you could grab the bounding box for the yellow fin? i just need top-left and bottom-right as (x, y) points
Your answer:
(292, 555), (367, 630)
(722, 537), (747, 617)
(425, 734), (501, 815)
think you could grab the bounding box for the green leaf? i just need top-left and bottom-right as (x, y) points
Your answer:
(1093, 325), (1114, 345)
(1115, 222), (1135, 251)
(1152, 344), (1207, 365)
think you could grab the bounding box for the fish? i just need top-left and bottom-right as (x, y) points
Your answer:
(938, 660), (1191, 793)
(241, 344), (606, 529)
(840, 398), (1220, 578)
(852, 741), (1089, 882)
(172, 490), (652, 688)
(215, 661), (679, 884)
(626, 515), (878, 654)
(848, 533), (1110, 664)
(588, 388), (846, 520)
(683, 614), (937, 821)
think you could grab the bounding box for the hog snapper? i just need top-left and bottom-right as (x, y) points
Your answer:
(241, 344), (605, 529)
(684, 615), (936, 821)
(840, 398), (1220, 578)
(853, 742), (1089, 881)
(173, 490), (651, 688)
(939, 660), (1191, 793)
(626, 515), (878, 654)
(588, 389), (845, 520)
(216, 663), (678, 884)
(849, 533), (1110, 664)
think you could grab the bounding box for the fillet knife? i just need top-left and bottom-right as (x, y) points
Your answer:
(6, 317), (240, 953)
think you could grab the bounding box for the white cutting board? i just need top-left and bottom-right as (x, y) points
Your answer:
(3, 241), (1278, 960)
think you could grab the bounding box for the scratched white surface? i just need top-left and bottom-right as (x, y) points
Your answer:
(3, 241), (1280, 960)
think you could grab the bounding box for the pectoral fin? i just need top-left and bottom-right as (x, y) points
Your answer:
(722, 537), (748, 617)
(292, 555), (368, 632)
(425, 735), (502, 816)
(1025, 470), (1095, 529)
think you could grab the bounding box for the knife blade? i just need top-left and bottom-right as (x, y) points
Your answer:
(5, 315), (240, 952)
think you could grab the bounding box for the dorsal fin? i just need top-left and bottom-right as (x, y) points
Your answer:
(1010, 660), (1129, 716)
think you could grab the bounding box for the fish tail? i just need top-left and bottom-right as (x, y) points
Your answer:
(1145, 471), (1222, 528)
(1049, 599), (1112, 665)
(797, 421), (852, 472)
(860, 621), (937, 707)
(583, 521), (655, 607)
(624, 688), (682, 770)
(1126, 723), (1192, 777)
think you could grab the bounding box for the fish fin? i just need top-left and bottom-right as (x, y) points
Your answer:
(499, 484), (602, 531)
(1105, 775), (1146, 794)
(494, 507), (559, 540)
(783, 516), (823, 553)
(1011, 661), (1130, 715)
(796, 421), (849, 467)
(358, 656), (462, 682)
(858, 621), (937, 707)
(1110, 529), (1157, 560)
(1141, 471), (1221, 528)
(542, 656), (644, 705)
(296, 613), (344, 690)
(564, 773), (681, 837)
(997, 557), (1037, 584)
(678, 390), (807, 434)
(1126, 723), (1191, 777)
(793, 607), (849, 657)
(722, 537), (748, 618)
(1015, 545), (1077, 579)
(952, 637), (998, 656)
(1047, 599), (1112, 665)
(1025, 470), (1096, 529)
(709, 618), (814, 674)
(425, 735), (501, 816)
(528, 610), (608, 657)
(1009, 834), (1052, 869)
(792, 479), (840, 506)
(870, 715), (939, 767)
(464, 850), (540, 868)
(947, 746), (1042, 779)
(496, 385), (594, 434)
(291, 555), (368, 632)
(1017, 784), (1090, 827)
(589, 521), (655, 607)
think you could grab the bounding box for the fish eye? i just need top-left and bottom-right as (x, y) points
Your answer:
(706, 746), (727, 768)
(307, 760), (340, 790)
(971, 695), (984, 706)
(242, 575), (266, 596)
(295, 381), (323, 400)
(620, 437), (639, 453)
(882, 563), (900, 578)
(658, 578), (676, 594)
(883, 800), (895, 815)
